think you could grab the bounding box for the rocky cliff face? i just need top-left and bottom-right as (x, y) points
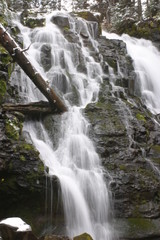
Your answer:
(0, 1), (160, 240)
(86, 36), (160, 239)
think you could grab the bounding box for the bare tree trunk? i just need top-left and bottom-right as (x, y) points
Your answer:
(0, 24), (67, 113)
(137, 0), (142, 20)
(2, 101), (56, 116)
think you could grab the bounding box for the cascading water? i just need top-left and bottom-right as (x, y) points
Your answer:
(12, 12), (115, 240)
(103, 30), (160, 176)
(103, 31), (160, 115)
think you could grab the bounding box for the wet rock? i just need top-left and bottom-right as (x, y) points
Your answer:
(85, 33), (160, 226)
(41, 44), (52, 72)
(51, 15), (70, 30)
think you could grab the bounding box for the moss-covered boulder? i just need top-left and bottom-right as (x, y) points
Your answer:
(73, 233), (93, 240)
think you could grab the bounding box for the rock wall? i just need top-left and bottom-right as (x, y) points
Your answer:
(85, 35), (160, 239)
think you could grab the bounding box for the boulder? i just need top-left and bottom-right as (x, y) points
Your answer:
(73, 233), (93, 240)
(51, 15), (70, 30)
(0, 217), (37, 240)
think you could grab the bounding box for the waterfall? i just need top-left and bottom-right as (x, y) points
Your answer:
(102, 31), (160, 180)
(13, 12), (115, 240)
(103, 31), (160, 115)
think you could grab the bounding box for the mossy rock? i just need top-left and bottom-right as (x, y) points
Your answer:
(116, 218), (160, 239)
(127, 218), (158, 236)
(74, 11), (97, 23)
(15, 142), (39, 157)
(119, 165), (127, 171)
(73, 233), (93, 240)
(24, 17), (46, 28)
(5, 116), (21, 141)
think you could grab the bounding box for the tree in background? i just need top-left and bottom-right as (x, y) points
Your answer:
(145, 0), (160, 18)
(137, 0), (142, 20)
(105, 0), (160, 31)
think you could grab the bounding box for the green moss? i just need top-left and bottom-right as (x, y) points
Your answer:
(127, 218), (156, 232)
(0, 79), (7, 103)
(7, 62), (15, 78)
(0, 15), (8, 27)
(0, 45), (15, 78)
(14, 142), (39, 159)
(75, 12), (90, 20)
(107, 58), (117, 71)
(95, 101), (105, 108)
(63, 26), (70, 31)
(119, 165), (127, 171)
(151, 157), (160, 164)
(22, 143), (35, 151)
(38, 163), (45, 173)
(0, 46), (8, 54)
(136, 113), (146, 122)
(73, 233), (93, 240)
(0, 51), (12, 65)
(138, 167), (158, 182)
(151, 145), (160, 153)
(20, 155), (26, 162)
(5, 118), (20, 140)
(24, 18), (46, 28)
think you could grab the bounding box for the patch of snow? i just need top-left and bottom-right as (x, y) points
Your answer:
(0, 217), (31, 232)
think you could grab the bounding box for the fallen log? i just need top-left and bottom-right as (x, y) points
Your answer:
(0, 24), (67, 113)
(2, 101), (56, 116)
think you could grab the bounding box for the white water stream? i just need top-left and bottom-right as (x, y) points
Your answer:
(13, 12), (114, 240)
(103, 31), (160, 115)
